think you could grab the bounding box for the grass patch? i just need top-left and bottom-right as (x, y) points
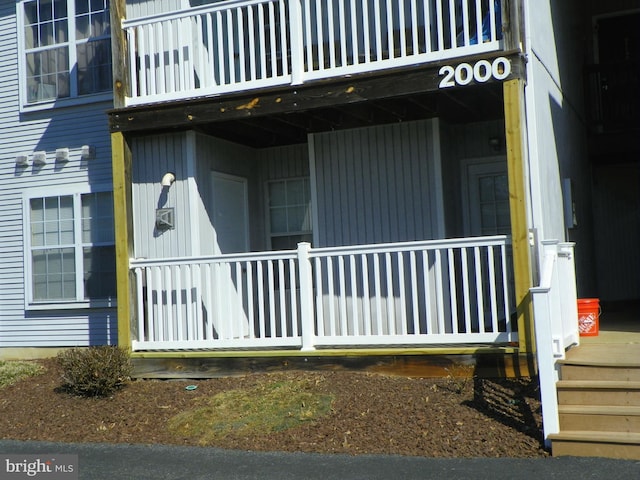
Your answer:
(168, 376), (334, 444)
(0, 361), (43, 389)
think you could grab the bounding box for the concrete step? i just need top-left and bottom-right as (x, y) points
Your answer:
(550, 431), (640, 460)
(558, 405), (640, 432)
(556, 380), (640, 406)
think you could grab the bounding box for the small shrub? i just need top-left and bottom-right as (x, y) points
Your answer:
(56, 346), (132, 397)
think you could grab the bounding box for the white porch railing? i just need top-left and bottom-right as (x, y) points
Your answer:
(130, 236), (516, 351)
(123, 0), (503, 106)
(530, 240), (579, 448)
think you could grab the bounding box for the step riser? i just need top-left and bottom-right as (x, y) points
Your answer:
(552, 440), (640, 460)
(561, 365), (640, 382)
(557, 389), (640, 406)
(559, 413), (640, 433)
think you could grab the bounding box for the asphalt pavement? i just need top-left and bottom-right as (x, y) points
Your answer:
(0, 440), (638, 480)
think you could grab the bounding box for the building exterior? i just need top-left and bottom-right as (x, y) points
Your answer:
(1, 0), (638, 373)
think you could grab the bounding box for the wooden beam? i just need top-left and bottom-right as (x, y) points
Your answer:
(503, 78), (535, 354)
(111, 131), (134, 349)
(110, 0), (128, 109)
(109, 51), (525, 134)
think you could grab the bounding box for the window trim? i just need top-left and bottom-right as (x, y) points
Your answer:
(16, 0), (113, 113)
(23, 184), (116, 310)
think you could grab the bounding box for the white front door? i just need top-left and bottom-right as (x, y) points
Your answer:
(209, 172), (250, 338)
(211, 172), (249, 254)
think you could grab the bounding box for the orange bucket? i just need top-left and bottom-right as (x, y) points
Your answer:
(577, 298), (600, 336)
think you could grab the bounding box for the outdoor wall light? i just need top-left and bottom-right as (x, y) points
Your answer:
(32, 151), (47, 166)
(55, 148), (70, 162)
(161, 172), (176, 187)
(15, 155), (29, 166)
(488, 136), (503, 152)
(81, 145), (95, 160)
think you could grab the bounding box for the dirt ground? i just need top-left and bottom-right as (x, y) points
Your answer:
(0, 359), (549, 458)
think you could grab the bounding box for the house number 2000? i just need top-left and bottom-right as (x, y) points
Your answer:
(438, 57), (511, 88)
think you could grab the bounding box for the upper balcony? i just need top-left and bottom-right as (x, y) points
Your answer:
(122, 0), (508, 107)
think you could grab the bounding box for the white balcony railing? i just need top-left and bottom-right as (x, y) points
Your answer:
(123, 0), (503, 105)
(130, 236), (516, 351)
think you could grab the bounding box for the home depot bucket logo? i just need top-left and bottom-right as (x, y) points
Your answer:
(0, 455), (77, 479)
(578, 312), (597, 334)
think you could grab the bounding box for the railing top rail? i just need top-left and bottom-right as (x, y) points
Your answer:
(309, 235), (511, 257)
(122, 0), (279, 29)
(129, 236), (511, 269)
(130, 249), (297, 268)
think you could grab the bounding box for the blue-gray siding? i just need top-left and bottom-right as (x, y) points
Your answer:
(0, 0), (116, 347)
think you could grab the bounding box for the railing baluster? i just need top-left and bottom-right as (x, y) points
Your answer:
(246, 261), (255, 338)
(268, 2), (278, 78)
(268, 260), (276, 337)
(257, 261), (265, 338)
(338, 0), (348, 66)
(313, 257), (324, 337)
(326, 256), (336, 336)
(422, 250), (433, 334)
(315, 0), (325, 70)
(237, 7), (246, 83)
(349, 254), (359, 336)
(226, 9), (236, 84)
(474, 246), (485, 333)
(434, 249), (445, 334)
(205, 13), (215, 88)
(248, 6), (257, 81)
(385, 251), (395, 335)
(448, 248), (458, 334)
(361, 0), (370, 64)
(435, 0), (444, 51)
(361, 253), (371, 336)
(203, 263), (213, 339)
(326, 0), (336, 68)
(474, 0), (482, 45)
(289, 258), (298, 337)
(410, 0), (418, 54)
(172, 265), (181, 341)
(216, 11), (226, 85)
(350, 0), (359, 65)
(448, 0), (457, 49)
(461, 246), (472, 333)
(487, 245), (498, 332)
(488, 0), (497, 42)
(397, 252), (407, 335)
(398, 0), (407, 57)
(461, 0), (470, 46)
(338, 255), (348, 335)
(303, 0), (313, 71)
(278, 0), (288, 76)
(373, 253), (383, 334)
(409, 250), (420, 335)
(278, 259), (287, 337)
(502, 244), (512, 335)
(373, 0), (382, 61)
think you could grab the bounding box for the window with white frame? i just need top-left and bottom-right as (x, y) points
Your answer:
(267, 178), (312, 250)
(18, 0), (112, 108)
(26, 189), (116, 308)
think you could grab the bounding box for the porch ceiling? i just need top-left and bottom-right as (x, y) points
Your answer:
(196, 82), (505, 148)
(110, 55), (518, 148)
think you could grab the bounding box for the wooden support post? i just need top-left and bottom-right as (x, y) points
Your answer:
(112, 132), (134, 349)
(503, 78), (535, 353)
